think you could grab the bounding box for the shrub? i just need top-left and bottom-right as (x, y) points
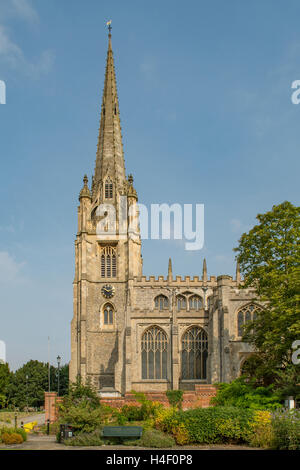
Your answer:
(271, 409), (300, 450)
(247, 410), (274, 448)
(130, 391), (163, 420)
(121, 405), (143, 421)
(0, 426), (27, 442)
(1, 432), (23, 445)
(166, 390), (183, 410)
(155, 406), (255, 445)
(124, 429), (175, 448)
(113, 410), (128, 425)
(15, 427), (27, 442)
(60, 377), (100, 411)
(64, 429), (104, 447)
(212, 378), (282, 410)
(58, 404), (112, 434)
(58, 379), (113, 433)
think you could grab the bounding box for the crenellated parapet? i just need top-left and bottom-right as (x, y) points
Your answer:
(133, 274), (232, 286)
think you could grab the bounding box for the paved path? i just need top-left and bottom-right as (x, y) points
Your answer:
(0, 413), (45, 429)
(0, 434), (260, 451)
(18, 413), (45, 427)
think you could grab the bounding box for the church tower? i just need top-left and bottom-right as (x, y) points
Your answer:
(70, 29), (260, 398)
(69, 30), (142, 395)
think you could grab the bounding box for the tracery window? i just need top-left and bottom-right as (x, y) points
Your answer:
(237, 303), (262, 337)
(154, 295), (169, 311)
(103, 303), (114, 325)
(181, 327), (208, 380)
(189, 295), (203, 311)
(105, 178), (113, 199)
(177, 295), (186, 311)
(101, 246), (117, 278)
(141, 326), (168, 380)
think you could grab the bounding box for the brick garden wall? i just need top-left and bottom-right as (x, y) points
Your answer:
(44, 385), (216, 424)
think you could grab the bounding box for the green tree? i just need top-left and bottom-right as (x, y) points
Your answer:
(234, 201), (300, 382)
(0, 363), (11, 408)
(50, 364), (69, 396)
(8, 360), (49, 409)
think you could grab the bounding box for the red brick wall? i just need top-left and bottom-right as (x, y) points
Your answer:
(44, 392), (63, 424)
(100, 387), (216, 410)
(44, 385), (216, 423)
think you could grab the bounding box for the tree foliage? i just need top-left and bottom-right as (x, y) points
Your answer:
(7, 360), (69, 409)
(211, 378), (282, 410)
(234, 201), (300, 375)
(0, 363), (11, 408)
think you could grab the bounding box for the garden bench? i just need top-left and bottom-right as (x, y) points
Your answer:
(101, 426), (143, 440)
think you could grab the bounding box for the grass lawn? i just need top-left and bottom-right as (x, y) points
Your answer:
(0, 410), (44, 426)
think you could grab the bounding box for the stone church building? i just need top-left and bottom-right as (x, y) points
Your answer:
(69, 33), (262, 397)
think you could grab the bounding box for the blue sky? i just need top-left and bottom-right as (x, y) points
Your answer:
(0, 0), (299, 370)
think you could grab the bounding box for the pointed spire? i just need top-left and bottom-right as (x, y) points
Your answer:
(79, 174), (91, 200)
(202, 258), (207, 282)
(93, 30), (126, 201)
(127, 174), (138, 200)
(168, 258), (173, 281)
(236, 259), (241, 284)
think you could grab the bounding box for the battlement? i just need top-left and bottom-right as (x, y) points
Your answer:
(132, 274), (236, 286)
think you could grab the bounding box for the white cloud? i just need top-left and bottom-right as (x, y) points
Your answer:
(0, 251), (25, 283)
(11, 0), (39, 24)
(0, 25), (22, 61)
(0, 0), (39, 24)
(0, 25), (55, 78)
(0, 2), (54, 78)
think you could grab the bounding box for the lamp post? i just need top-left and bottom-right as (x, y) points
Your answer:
(26, 374), (29, 412)
(57, 355), (61, 396)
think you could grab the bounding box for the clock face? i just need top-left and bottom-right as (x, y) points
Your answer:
(101, 284), (115, 299)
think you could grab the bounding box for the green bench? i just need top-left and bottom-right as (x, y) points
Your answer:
(102, 426), (143, 441)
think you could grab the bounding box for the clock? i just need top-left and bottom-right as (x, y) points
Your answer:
(101, 284), (115, 299)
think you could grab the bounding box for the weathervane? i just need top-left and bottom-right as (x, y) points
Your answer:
(106, 20), (112, 34)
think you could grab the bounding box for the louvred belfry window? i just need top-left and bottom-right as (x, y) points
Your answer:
(101, 246), (117, 278)
(105, 178), (113, 199)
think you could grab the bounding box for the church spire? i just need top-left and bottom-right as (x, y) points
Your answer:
(92, 29), (126, 201)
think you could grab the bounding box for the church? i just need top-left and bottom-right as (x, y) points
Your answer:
(69, 32), (262, 397)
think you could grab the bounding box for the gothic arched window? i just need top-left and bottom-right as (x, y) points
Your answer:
(154, 295), (169, 311)
(103, 303), (114, 325)
(177, 295), (186, 311)
(181, 327), (208, 380)
(101, 246), (117, 278)
(105, 178), (113, 199)
(237, 303), (263, 337)
(141, 326), (168, 380)
(189, 295), (203, 311)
